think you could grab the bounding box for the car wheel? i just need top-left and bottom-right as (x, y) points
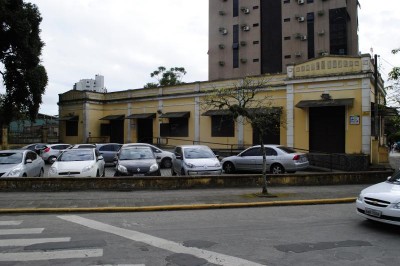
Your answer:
(270, 164), (284, 174)
(102, 168), (106, 177)
(22, 173), (27, 177)
(162, 158), (172, 168)
(223, 162), (235, 174)
(38, 168), (44, 177)
(180, 168), (186, 176)
(47, 156), (56, 164)
(171, 168), (176, 176)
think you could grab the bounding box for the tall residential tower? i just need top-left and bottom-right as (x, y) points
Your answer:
(209, 0), (359, 80)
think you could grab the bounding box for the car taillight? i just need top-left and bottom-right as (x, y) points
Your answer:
(293, 155), (300, 160)
(44, 147), (50, 153)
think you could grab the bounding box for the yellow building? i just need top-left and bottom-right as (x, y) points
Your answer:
(58, 55), (390, 165)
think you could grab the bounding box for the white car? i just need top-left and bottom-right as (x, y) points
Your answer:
(48, 148), (105, 177)
(171, 145), (222, 176)
(356, 172), (400, 226)
(0, 150), (45, 177)
(122, 143), (173, 168)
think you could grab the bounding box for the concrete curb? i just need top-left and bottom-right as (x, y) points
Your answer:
(0, 197), (356, 214)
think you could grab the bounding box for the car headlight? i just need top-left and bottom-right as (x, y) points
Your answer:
(82, 164), (95, 173)
(214, 162), (221, 167)
(150, 163), (159, 172)
(357, 194), (363, 202)
(394, 202), (400, 209)
(184, 162), (195, 168)
(117, 164), (128, 174)
(48, 166), (58, 176)
(7, 166), (22, 177)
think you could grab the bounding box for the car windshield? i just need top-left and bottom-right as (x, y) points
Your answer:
(387, 171), (400, 184)
(58, 150), (94, 161)
(119, 148), (154, 160)
(184, 147), (215, 159)
(0, 153), (23, 164)
(277, 146), (297, 154)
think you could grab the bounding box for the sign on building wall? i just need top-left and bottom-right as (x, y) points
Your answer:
(349, 115), (360, 125)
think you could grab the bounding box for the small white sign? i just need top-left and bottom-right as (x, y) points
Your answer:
(350, 115), (360, 125)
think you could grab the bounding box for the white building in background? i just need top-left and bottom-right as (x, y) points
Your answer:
(73, 74), (106, 93)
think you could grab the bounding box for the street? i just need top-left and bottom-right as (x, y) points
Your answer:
(1, 203), (399, 265)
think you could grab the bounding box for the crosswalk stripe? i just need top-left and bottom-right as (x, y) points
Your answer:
(59, 215), (266, 266)
(0, 221), (23, 226)
(0, 237), (71, 247)
(0, 228), (44, 235)
(0, 249), (103, 261)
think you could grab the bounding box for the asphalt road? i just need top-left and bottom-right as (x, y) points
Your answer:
(1, 203), (399, 265)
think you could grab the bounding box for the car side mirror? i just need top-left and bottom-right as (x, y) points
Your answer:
(50, 157), (57, 164)
(98, 155), (104, 161)
(25, 159), (33, 164)
(175, 155), (182, 160)
(387, 176), (391, 181)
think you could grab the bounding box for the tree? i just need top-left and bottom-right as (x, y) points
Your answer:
(0, 0), (48, 126)
(202, 78), (284, 195)
(385, 48), (400, 142)
(144, 66), (186, 88)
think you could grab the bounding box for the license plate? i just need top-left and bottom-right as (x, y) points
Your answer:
(365, 208), (382, 217)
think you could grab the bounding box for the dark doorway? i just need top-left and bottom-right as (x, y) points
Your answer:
(110, 120), (124, 144)
(137, 119), (153, 144)
(309, 106), (345, 153)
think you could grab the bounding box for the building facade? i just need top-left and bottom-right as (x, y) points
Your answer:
(58, 55), (388, 164)
(73, 74), (106, 93)
(209, 0), (359, 80)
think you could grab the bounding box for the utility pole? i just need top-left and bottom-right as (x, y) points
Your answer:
(374, 54), (379, 140)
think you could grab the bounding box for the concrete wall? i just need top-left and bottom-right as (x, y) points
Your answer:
(0, 171), (392, 192)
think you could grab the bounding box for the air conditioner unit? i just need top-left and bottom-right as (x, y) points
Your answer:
(321, 52), (329, 56)
(219, 61), (225, 66)
(240, 58), (247, 63)
(218, 10), (226, 16)
(318, 30), (325, 36)
(295, 52), (302, 57)
(298, 0), (305, 4)
(241, 7), (250, 14)
(219, 28), (228, 35)
(242, 25), (250, 31)
(300, 35), (307, 41)
(297, 17), (305, 22)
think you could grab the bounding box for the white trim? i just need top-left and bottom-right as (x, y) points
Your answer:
(361, 78), (371, 154)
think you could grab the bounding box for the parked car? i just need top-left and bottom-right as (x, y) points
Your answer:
(0, 149), (45, 177)
(21, 143), (48, 155)
(221, 145), (309, 174)
(69, 144), (97, 149)
(96, 143), (122, 164)
(122, 143), (173, 168)
(356, 172), (400, 226)
(40, 143), (72, 164)
(48, 148), (105, 177)
(171, 145), (222, 176)
(114, 146), (161, 176)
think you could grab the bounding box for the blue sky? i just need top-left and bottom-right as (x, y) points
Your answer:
(2, 0), (399, 115)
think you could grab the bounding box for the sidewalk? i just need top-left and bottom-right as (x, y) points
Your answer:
(0, 184), (366, 213)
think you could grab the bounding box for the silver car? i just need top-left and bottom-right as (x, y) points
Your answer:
(122, 143), (173, 168)
(0, 150), (45, 177)
(171, 145), (222, 176)
(221, 145), (309, 174)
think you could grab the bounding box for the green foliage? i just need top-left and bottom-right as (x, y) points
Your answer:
(144, 66), (186, 88)
(0, 0), (48, 125)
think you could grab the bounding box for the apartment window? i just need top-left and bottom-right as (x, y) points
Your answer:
(66, 121), (78, 136)
(284, 18), (290, 22)
(307, 12), (315, 59)
(284, 36), (291, 40)
(330, 8), (348, 55)
(212, 116), (234, 137)
(233, 0), (239, 17)
(233, 24), (239, 68)
(160, 118), (189, 137)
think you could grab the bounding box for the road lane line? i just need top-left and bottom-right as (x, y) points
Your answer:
(0, 249), (103, 261)
(59, 215), (266, 266)
(0, 228), (43, 235)
(0, 221), (23, 226)
(0, 237), (71, 247)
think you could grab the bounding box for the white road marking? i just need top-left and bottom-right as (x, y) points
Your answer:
(0, 221), (23, 226)
(59, 215), (266, 266)
(0, 249), (103, 261)
(0, 228), (43, 235)
(0, 237), (71, 247)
